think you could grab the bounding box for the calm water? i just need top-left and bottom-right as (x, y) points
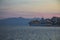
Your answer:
(0, 26), (60, 40)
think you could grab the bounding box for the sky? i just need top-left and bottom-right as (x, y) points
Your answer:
(0, 0), (60, 19)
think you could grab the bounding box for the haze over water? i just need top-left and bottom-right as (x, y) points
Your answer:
(0, 0), (60, 40)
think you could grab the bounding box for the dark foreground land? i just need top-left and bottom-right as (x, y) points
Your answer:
(0, 26), (60, 40)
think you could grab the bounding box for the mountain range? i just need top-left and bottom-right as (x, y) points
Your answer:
(0, 17), (40, 26)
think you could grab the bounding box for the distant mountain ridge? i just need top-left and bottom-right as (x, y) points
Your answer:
(0, 17), (36, 26)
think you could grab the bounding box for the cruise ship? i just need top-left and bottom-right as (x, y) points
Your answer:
(29, 18), (52, 26)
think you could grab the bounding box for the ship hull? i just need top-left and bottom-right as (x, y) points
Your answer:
(29, 24), (52, 26)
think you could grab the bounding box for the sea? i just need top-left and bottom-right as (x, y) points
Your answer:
(0, 26), (60, 40)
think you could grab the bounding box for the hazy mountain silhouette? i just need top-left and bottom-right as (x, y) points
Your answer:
(0, 17), (33, 26)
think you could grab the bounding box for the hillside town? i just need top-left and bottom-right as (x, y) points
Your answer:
(29, 17), (60, 26)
